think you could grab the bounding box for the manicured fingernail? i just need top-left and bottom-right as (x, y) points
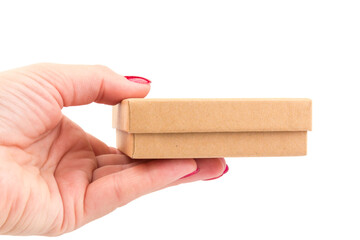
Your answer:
(180, 167), (200, 179)
(223, 164), (229, 174)
(204, 164), (229, 181)
(125, 76), (151, 84)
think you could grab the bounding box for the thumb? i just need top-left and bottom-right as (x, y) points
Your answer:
(83, 159), (197, 223)
(19, 63), (151, 107)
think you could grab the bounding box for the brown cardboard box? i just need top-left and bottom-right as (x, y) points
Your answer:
(112, 98), (312, 159)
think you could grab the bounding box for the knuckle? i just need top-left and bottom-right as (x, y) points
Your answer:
(31, 62), (54, 70)
(93, 64), (112, 73)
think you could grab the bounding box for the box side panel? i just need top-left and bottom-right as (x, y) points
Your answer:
(126, 98), (312, 133)
(116, 130), (134, 158)
(308, 100), (312, 131)
(112, 101), (130, 130)
(132, 131), (307, 159)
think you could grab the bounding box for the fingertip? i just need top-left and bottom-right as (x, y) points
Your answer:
(176, 158), (198, 179)
(143, 158), (198, 182)
(167, 158), (226, 186)
(196, 158), (226, 177)
(109, 74), (151, 102)
(202, 158), (229, 181)
(210, 158), (227, 177)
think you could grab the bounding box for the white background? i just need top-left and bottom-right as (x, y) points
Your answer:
(0, 0), (360, 239)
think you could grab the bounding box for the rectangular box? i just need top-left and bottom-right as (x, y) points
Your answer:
(113, 98), (312, 159)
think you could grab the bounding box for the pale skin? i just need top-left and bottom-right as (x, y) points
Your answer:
(0, 63), (227, 236)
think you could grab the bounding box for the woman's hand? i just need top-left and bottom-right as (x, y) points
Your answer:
(0, 63), (227, 236)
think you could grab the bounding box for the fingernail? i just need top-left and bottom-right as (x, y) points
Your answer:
(125, 76), (151, 84)
(180, 167), (200, 179)
(203, 164), (229, 181)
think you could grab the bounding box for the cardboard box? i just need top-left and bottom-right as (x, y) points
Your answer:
(112, 98), (312, 159)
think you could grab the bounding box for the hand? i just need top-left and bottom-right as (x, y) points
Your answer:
(0, 63), (228, 236)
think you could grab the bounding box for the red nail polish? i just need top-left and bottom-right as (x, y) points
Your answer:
(180, 167), (200, 179)
(203, 164), (229, 181)
(125, 76), (151, 84)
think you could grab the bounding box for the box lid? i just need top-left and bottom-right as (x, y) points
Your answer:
(112, 98), (312, 133)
